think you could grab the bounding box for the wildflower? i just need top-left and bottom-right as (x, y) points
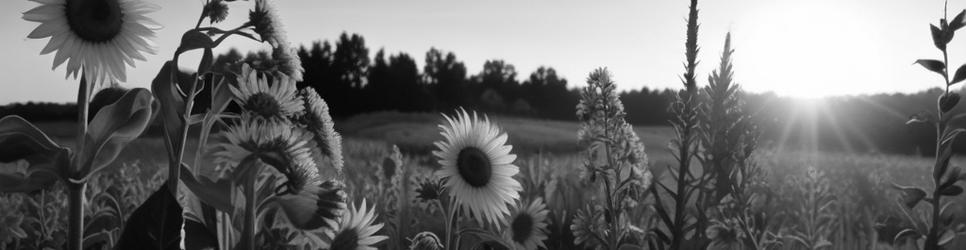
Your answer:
(274, 41), (304, 81)
(570, 206), (604, 249)
(408, 231), (444, 250)
(204, 0), (229, 24)
(329, 199), (389, 250)
(23, 0), (159, 84)
(231, 64), (303, 120)
(433, 109), (522, 227)
(212, 118), (316, 192)
(297, 88), (343, 172)
(503, 198), (549, 250)
(706, 220), (745, 250)
(248, 0), (287, 48)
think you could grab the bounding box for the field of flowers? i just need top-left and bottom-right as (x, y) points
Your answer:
(3, 114), (966, 249)
(5, 0), (966, 249)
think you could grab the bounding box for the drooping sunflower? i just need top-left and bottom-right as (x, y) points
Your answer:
(212, 118), (316, 192)
(231, 63), (303, 120)
(297, 88), (343, 172)
(23, 0), (159, 84)
(433, 109), (522, 227)
(272, 180), (348, 249)
(503, 198), (549, 250)
(248, 0), (287, 48)
(328, 199), (388, 250)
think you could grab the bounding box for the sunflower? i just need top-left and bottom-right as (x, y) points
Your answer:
(249, 0), (287, 48)
(273, 41), (304, 82)
(231, 63), (303, 120)
(272, 180), (348, 249)
(328, 199), (388, 250)
(212, 118), (316, 192)
(297, 88), (343, 172)
(408, 231), (444, 250)
(503, 198), (549, 250)
(433, 109), (522, 227)
(23, 0), (159, 84)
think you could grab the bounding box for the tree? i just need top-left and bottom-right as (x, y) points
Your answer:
(424, 48), (468, 110)
(521, 66), (576, 119)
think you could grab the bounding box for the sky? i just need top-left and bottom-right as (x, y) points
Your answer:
(0, 0), (963, 104)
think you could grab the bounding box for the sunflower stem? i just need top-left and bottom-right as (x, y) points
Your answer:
(67, 74), (91, 250)
(444, 197), (458, 250)
(240, 171), (257, 250)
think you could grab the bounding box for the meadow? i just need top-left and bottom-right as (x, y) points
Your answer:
(3, 112), (962, 249)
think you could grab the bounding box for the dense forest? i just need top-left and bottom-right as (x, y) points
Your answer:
(1, 32), (959, 156)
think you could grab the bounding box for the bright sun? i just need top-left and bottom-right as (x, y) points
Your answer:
(735, 1), (887, 98)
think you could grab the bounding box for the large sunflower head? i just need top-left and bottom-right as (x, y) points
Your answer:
(212, 118), (316, 192)
(329, 199), (388, 250)
(433, 108), (522, 227)
(231, 64), (304, 120)
(503, 198), (549, 250)
(297, 88), (344, 173)
(23, 0), (159, 84)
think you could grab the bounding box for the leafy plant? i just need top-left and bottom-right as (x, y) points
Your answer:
(572, 68), (653, 250)
(899, 3), (966, 249)
(650, 0), (709, 249)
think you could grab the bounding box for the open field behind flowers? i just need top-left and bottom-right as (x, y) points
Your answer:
(8, 112), (966, 249)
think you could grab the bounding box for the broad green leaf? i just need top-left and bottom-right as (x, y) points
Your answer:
(952, 10), (966, 31)
(892, 184), (927, 209)
(180, 164), (233, 214)
(115, 185), (183, 250)
(915, 59), (946, 76)
(0, 115), (69, 192)
(175, 30), (214, 55)
(932, 24), (947, 51)
(82, 88), (154, 176)
(198, 48), (214, 74)
(941, 185), (963, 196)
(151, 61), (187, 161)
(939, 229), (956, 246)
(940, 93), (961, 112)
(894, 228), (922, 244)
(952, 64), (966, 85)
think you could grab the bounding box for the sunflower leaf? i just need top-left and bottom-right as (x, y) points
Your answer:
(915, 59), (946, 76)
(82, 88), (154, 176)
(175, 30), (214, 55)
(151, 61), (187, 162)
(115, 184), (183, 250)
(0, 115), (69, 192)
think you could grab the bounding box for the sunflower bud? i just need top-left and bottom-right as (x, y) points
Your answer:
(204, 0), (229, 24)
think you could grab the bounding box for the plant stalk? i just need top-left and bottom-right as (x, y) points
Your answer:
(240, 172), (257, 250)
(68, 74), (91, 250)
(67, 182), (86, 250)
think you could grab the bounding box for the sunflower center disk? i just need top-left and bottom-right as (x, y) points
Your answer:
(66, 0), (123, 43)
(456, 147), (492, 187)
(511, 214), (534, 243)
(245, 93), (284, 118)
(330, 228), (360, 250)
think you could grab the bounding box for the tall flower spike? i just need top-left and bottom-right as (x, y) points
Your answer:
(433, 108), (522, 227)
(23, 0), (160, 84)
(298, 88), (344, 173)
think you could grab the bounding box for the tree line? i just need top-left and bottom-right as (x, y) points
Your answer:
(1, 32), (959, 156)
